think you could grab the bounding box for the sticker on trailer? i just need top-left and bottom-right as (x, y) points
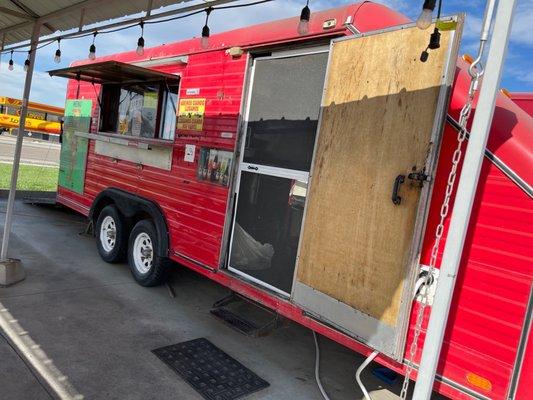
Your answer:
(177, 98), (206, 131)
(184, 144), (196, 162)
(186, 88), (200, 95)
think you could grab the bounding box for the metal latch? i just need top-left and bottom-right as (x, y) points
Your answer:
(391, 170), (431, 205)
(407, 170), (431, 186)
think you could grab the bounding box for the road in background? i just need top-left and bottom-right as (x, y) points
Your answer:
(0, 135), (60, 167)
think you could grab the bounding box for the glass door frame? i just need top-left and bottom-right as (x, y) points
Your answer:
(227, 48), (328, 297)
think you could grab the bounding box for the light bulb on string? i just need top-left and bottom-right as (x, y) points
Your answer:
(417, 0), (436, 30)
(54, 39), (61, 63)
(23, 51), (30, 72)
(298, 0), (311, 36)
(89, 32), (97, 60)
(8, 51), (14, 71)
(136, 22), (145, 56)
(201, 7), (212, 49)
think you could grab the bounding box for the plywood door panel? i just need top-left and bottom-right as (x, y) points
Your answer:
(296, 25), (453, 328)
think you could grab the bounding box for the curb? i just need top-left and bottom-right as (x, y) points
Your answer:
(0, 190), (57, 199)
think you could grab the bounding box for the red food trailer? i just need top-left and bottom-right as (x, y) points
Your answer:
(510, 92), (533, 117)
(48, 2), (533, 399)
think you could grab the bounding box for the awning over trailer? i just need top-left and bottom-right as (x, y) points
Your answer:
(47, 61), (179, 84)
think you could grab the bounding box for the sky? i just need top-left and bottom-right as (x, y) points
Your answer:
(0, 0), (531, 107)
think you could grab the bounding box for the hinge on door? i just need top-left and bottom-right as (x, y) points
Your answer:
(407, 170), (431, 186)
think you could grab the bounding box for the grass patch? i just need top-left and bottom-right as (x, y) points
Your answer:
(0, 163), (58, 191)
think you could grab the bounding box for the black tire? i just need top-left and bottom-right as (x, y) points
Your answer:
(127, 219), (168, 287)
(95, 204), (127, 263)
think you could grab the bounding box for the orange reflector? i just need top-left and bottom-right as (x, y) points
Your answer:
(466, 373), (492, 392)
(462, 54), (474, 64)
(500, 88), (512, 98)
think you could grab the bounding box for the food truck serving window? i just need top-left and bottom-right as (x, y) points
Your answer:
(100, 82), (178, 140)
(48, 61), (180, 140)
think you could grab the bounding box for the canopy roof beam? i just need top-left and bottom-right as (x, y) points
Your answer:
(0, 6), (35, 20)
(7, 0), (57, 33)
(1, 0), (238, 51)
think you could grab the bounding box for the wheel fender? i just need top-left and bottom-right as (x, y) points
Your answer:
(90, 188), (170, 258)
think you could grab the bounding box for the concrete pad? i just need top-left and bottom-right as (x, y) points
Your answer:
(0, 200), (443, 399)
(0, 258), (25, 287)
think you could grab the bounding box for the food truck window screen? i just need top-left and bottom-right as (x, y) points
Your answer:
(99, 82), (179, 140)
(244, 52), (329, 172)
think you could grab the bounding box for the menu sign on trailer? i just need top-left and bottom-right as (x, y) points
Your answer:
(177, 98), (206, 131)
(58, 100), (92, 194)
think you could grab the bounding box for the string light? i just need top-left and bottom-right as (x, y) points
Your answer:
(420, 0), (442, 62)
(1, 1), (274, 61)
(417, 0), (436, 30)
(54, 39), (61, 63)
(298, 0), (311, 35)
(136, 22), (145, 56)
(23, 51), (30, 72)
(89, 32), (97, 60)
(8, 50), (14, 71)
(201, 7), (213, 49)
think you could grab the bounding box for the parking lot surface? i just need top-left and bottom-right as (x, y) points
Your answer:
(0, 199), (424, 400)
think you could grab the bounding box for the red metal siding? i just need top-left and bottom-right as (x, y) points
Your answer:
(516, 321), (533, 399)
(511, 92), (533, 117)
(138, 51), (245, 268)
(408, 120), (533, 399)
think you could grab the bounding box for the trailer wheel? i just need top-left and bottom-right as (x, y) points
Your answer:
(128, 219), (168, 287)
(96, 205), (127, 263)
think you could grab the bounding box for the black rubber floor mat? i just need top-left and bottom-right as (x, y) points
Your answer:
(152, 338), (269, 400)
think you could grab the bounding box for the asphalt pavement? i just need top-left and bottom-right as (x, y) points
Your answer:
(0, 200), (440, 400)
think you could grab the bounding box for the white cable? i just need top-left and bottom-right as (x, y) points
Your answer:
(313, 331), (331, 400)
(356, 350), (379, 400)
(413, 276), (427, 298)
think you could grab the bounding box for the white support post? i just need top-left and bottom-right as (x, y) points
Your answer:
(412, 1), (517, 399)
(0, 22), (41, 266)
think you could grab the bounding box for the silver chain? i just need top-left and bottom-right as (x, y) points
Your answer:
(399, 41), (488, 400)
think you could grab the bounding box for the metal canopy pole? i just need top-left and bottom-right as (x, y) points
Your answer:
(0, 22), (41, 263)
(412, 0), (517, 398)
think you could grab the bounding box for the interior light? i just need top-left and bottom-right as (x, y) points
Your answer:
(8, 51), (14, 71)
(54, 39), (61, 64)
(298, 1), (311, 35)
(89, 32), (97, 60)
(417, 0), (436, 30)
(136, 22), (145, 56)
(201, 7), (212, 49)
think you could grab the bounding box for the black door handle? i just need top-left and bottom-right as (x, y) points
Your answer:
(392, 175), (406, 205)
(247, 166), (259, 171)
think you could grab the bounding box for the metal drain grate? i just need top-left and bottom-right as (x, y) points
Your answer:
(152, 338), (269, 400)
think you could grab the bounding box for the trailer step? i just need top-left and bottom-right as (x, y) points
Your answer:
(153, 338), (269, 400)
(210, 292), (285, 337)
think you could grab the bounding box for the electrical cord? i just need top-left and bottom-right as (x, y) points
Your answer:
(313, 330), (331, 400)
(0, 330), (55, 400)
(355, 350), (378, 400)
